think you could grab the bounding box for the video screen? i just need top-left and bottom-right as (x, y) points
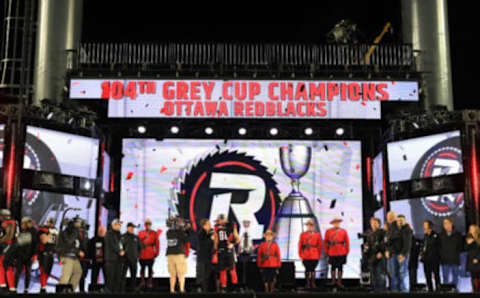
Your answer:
(373, 208), (385, 226)
(372, 152), (384, 204)
(98, 204), (108, 229)
(120, 138), (363, 278)
(23, 126), (99, 179)
(103, 152), (110, 191)
(387, 130), (462, 183)
(389, 195), (469, 292)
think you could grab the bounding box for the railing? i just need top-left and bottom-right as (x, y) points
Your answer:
(77, 42), (414, 69)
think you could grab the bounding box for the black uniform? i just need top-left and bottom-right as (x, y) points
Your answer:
(105, 229), (124, 293)
(409, 235), (422, 290)
(11, 227), (37, 291)
(366, 228), (386, 291)
(421, 231), (441, 291)
(439, 230), (463, 266)
(215, 223), (236, 271)
(466, 241), (480, 292)
(78, 229), (90, 292)
(121, 232), (142, 291)
(196, 229), (215, 292)
(88, 235), (105, 287)
(37, 226), (57, 291)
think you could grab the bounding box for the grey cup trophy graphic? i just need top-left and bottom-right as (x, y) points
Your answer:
(274, 144), (324, 275)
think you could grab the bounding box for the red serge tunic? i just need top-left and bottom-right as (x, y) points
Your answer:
(139, 230), (160, 260)
(324, 228), (349, 257)
(298, 231), (322, 260)
(257, 241), (281, 268)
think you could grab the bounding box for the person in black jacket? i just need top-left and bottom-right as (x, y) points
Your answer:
(57, 219), (85, 292)
(385, 215), (412, 292)
(365, 217), (386, 292)
(466, 224), (480, 292)
(88, 226), (106, 289)
(104, 219), (125, 293)
(420, 220), (440, 292)
(166, 217), (190, 293)
(196, 218), (215, 292)
(384, 211), (398, 290)
(121, 223), (142, 292)
(76, 219), (90, 292)
(439, 217), (463, 288)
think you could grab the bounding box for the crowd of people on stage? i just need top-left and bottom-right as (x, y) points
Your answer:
(2, 206), (480, 294)
(364, 211), (480, 293)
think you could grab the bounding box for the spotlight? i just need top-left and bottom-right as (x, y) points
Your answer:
(137, 125), (146, 134)
(83, 180), (92, 190)
(304, 127), (313, 135)
(46, 112), (54, 120)
(270, 128), (278, 136)
(238, 128), (247, 135)
(336, 127), (344, 136)
(205, 127), (213, 135)
(170, 126), (179, 134)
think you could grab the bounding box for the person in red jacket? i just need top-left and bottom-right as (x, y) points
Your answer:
(298, 219), (322, 289)
(324, 217), (349, 288)
(138, 218), (160, 289)
(257, 229), (281, 293)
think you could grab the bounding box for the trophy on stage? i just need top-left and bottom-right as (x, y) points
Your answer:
(274, 144), (325, 275)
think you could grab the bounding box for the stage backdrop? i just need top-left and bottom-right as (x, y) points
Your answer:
(120, 139), (363, 278)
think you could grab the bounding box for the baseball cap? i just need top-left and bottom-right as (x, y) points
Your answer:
(112, 219), (123, 225)
(127, 222), (136, 228)
(145, 218), (152, 224)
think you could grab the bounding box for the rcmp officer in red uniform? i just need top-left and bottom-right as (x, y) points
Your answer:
(324, 217), (350, 288)
(257, 229), (281, 293)
(298, 219), (322, 288)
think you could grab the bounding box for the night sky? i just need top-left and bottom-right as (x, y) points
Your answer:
(81, 1), (473, 110)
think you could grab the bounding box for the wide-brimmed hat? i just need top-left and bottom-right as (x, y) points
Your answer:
(145, 218), (152, 224)
(330, 217), (343, 224)
(264, 229), (275, 237)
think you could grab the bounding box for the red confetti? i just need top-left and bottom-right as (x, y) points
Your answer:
(361, 102), (367, 106)
(171, 181), (175, 185)
(135, 203), (138, 209)
(391, 81), (395, 85)
(356, 164), (360, 170)
(343, 142), (348, 146)
(160, 166), (167, 173)
(173, 158), (177, 162)
(137, 154), (141, 158)
(126, 172), (134, 180)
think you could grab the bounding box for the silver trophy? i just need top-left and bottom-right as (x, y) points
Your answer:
(274, 144), (326, 276)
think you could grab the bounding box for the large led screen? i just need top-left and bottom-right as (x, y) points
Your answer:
(372, 152), (384, 204)
(389, 196), (469, 292)
(120, 139), (363, 278)
(23, 126), (99, 179)
(387, 130), (462, 183)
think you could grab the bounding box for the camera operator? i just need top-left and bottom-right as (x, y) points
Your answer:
(365, 217), (386, 292)
(105, 219), (124, 293)
(196, 218), (215, 292)
(57, 218), (85, 292)
(37, 218), (58, 293)
(88, 226), (106, 289)
(420, 220), (440, 292)
(121, 223), (142, 292)
(166, 217), (191, 293)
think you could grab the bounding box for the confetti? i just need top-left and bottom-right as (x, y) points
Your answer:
(135, 203), (138, 209)
(336, 172), (340, 175)
(145, 104), (149, 107)
(391, 81), (395, 85)
(330, 199), (337, 209)
(341, 212), (344, 216)
(126, 172), (134, 180)
(324, 145), (329, 151)
(160, 166), (167, 173)
(343, 142), (348, 146)
(361, 102), (367, 106)
(215, 145), (220, 150)
(152, 148), (156, 152)
(356, 164), (360, 170)
(316, 198), (322, 204)
(173, 158), (177, 162)
(350, 188), (354, 192)
(403, 155), (407, 161)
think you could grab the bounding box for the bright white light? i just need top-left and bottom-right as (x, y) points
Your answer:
(84, 181), (91, 190)
(336, 127), (345, 136)
(270, 128), (278, 136)
(238, 128), (247, 135)
(170, 126), (179, 134)
(205, 127), (213, 135)
(46, 112), (54, 120)
(137, 125), (146, 134)
(304, 127), (313, 135)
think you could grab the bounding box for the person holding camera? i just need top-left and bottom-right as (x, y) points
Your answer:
(105, 219), (125, 293)
(121, 223), (142, 292)
(196, 218), (215, 292)
(257, 229), (281, 293)
(365, 217), (386, 292)
(166, 217), (191, 293)
(466, 224), (480, 292)
(57, 218), (85, 292)
(420, 220), (440, 292)
(298, 219), (322, 289)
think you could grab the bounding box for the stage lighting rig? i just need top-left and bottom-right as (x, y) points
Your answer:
(336, 127), (345, 136)
(304, 127), (313, 135)
(205, 127), (213, 135)
(238, 127), (247, 135)
(170, 126), (179, 134)
(269, 127), (278, 136)
(137, 125), (147, 134)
